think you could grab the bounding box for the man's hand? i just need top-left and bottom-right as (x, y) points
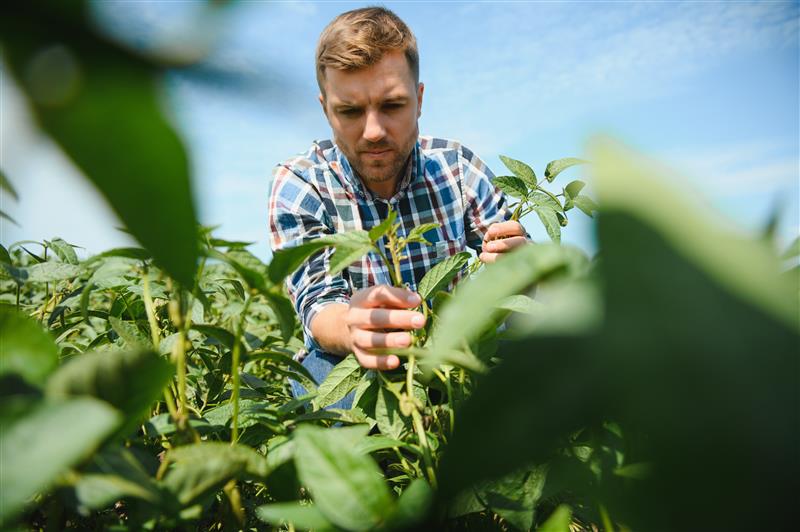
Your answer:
(479, 221), (529, 264)
(345, 285), (425, 370)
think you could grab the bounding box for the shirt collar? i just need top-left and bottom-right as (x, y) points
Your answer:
(333, 141), (421, 202)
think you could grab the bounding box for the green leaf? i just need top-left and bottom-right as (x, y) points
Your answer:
(405, 222), (440, 244)
(476, 465), (547, 532)
(368, 209), (398, 241)
(0, 244), (11, 264)
(268, 240), (330, 285)
(375, 385), (407, 439)
(108, 316), (150, 348)
(492, 175), (529, 199)
(417, 251), (470, 300)
(499, 155), (537, 188)
(426, 244), (582, 370)
(249, 350), (317, 392)
(564, 179), (586, 199)
(531, 191), (564, 213)
(0, 168), (19, 201)
(293, 425), (395, 530)
(0, 307), (59, 386)
(781, 236), (800, 260)
(0, 12), (199, 286)
(0, 398), (121, 525)
(495, 294), (540, 315)
(534, 205), (562, 243)
(539, 505), (572, 532)
(544, 157), (588, 183)
(47, 348), (174, 436)
(326, 231), (374, 276)
(73, 448), (165, 510)
(263, 291), (297, 343)
(312, 354), (362, 409)
(192, 323), (235, 348)
(161, 442), (270, 505)
(0, 210), (20, 227)
(256, 502), (336, 531)
(47, 237), (79, 264)
(572, 194), (598, 217)
(389, 478), (434, 530)
(25, 262), (82, 282)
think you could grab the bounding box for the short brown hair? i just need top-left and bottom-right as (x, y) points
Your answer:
(315, 6), (419, 95)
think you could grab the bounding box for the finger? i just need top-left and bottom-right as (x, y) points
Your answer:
(347, 308), (426, 330)
(352, 284), (421, 309)
(351, 329), (412, 351)
(479, 251), (499, 264)
(485, 221), (525, 241)
(483, 236), (528, 253)
(354, 349), (400, 370)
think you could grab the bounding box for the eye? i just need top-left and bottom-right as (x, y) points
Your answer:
(383, 102), (404, 111)
(338, 108), (362, 117)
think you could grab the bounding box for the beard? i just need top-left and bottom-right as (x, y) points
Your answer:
(337, 125), (418, 187)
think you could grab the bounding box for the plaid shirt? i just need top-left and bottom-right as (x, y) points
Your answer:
(268, 136), (511, 354)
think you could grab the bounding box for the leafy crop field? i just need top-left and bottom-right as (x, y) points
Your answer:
(1, 3), (798, 532)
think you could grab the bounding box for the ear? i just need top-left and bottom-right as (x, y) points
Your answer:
(318, 93), (328, 119)
(416, 82), (424, 118)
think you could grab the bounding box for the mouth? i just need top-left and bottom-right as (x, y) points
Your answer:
(362, 149), (392, 159)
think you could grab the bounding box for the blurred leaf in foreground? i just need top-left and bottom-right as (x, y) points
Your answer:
(0, 1), (199, 286)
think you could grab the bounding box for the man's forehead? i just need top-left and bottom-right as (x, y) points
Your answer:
(322, 50), (416, 104)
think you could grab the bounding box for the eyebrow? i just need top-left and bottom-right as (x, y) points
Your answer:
(332, 95), (410, 110)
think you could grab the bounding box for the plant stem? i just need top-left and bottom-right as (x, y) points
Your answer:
(536, 185), (562, 208)
(231, 296), (253, 444)
(141, 267), (161, 349)
(406, 354), (437, 488)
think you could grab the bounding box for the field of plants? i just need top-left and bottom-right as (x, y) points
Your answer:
(1, 2), (798, 531)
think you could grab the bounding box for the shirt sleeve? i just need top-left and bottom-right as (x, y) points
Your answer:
(268, 164), (351, 350)
(459, 145), (515, 251)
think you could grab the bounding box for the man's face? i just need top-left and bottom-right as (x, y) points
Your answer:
(319, 50), (424, 192)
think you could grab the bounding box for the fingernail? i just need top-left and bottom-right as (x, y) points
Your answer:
(407, 293), (420, 304)
(412, 315), (425, 328)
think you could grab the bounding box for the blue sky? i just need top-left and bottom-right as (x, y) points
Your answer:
(1, 0), (798, 260)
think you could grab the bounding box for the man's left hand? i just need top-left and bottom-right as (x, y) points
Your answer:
(479, 221), (529, 264)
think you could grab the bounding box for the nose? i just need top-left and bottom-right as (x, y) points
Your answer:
(362, 109), (386, 143)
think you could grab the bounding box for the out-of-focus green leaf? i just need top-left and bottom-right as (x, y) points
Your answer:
(544, 157), (587, 183)
(161, 442), (269, 505)
(499, 155), (537, 189)
(263, 291), (297, 343)
(539, 505), (572, 532)
(572, 194), (598, 217)
(312, 354), (361, 409)
(0, 307), (59, 386)
(25, 262), (82, 282)
(781, 236), (800, 260)
(368, 209), (397, 241)
(0, 168), (19, 201)
(47, 348), (173, 436)
(46, 237), (79, 264)
(589, 136), (796, 328)
(425, 244), (583, 371)
(492, 175), (529, 199)
(268, 240), (330, 285)
(476, 465), (548, 532)
(388, 478), (433, 530)
(0, 210), (20, 227)
(417, 251), (470, 300)
(293, 425), (394, 530)
(495, 294), (540, 315)
(192, 323), (235, 348)
(534, 205), (562, 243)
(0, 398), (120, 526)
(0, 4), (199, 286)
(256, 502), (336, 531)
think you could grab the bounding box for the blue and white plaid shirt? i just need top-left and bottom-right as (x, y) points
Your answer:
(268, 136), (511, 354)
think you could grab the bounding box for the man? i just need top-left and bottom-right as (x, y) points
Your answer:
(268, 7), (528, 405)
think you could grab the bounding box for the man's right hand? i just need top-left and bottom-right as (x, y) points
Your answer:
(308, 285), (426, 370)
(345, 285), (426, 370)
